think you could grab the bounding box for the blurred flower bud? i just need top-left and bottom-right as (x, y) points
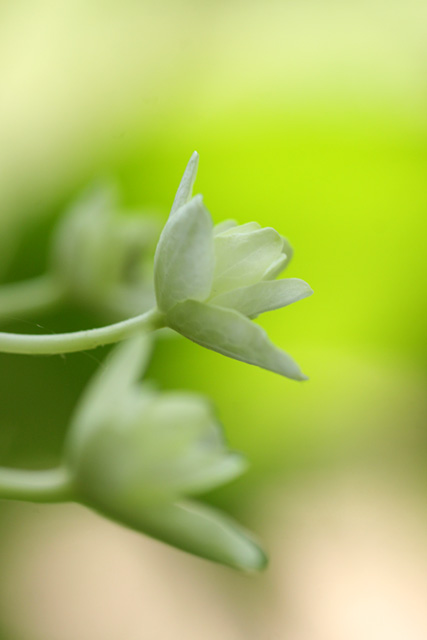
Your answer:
(154, 153), (312, 380)
(64, 335), (266, 571)
(51, 182), (160, 318)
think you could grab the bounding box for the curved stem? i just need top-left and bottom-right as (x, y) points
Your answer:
(0, 308), (165, 355)
(0, 274), (66, 320)
(0, 466), (74, 503)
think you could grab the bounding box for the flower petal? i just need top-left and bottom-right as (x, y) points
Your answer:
(167, 300), (308, 380)
(213, 219), (238, 235)
(67, 335), (154, 459)
(262, 236), (294, 279)
(133, 452), (248, 500)
(93, 497), (267, 571)
(212, 228), (284, 296)
(111, 393), (247, 500)
(154, 195), (215, 312)
(217, 221), (261, 236)
(210, 278), (313, 318)
(170, 151), (199, 216)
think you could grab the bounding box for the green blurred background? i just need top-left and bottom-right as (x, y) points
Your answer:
(0, 1), (426, 638)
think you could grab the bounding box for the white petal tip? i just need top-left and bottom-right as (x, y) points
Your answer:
(278, 370), (309, 382)
(188, 151), (199, 168)
(292, 278), (314, 297)
(239, 547), (269, 573)
(280, 362), (309, 381)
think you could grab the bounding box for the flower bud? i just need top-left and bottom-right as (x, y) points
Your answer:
(51, 182), (160, 318)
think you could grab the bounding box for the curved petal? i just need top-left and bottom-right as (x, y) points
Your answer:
(67, 335), (154, 458)
(167, 300), (308, 380)
(133, 451), (248, 500)
(212, 228), (284, 296)
(154, 195), (215, 312)
(210, 278), (313, 318)
(170, 151), (199, 216)
(262, 237), (293, 280)
(217, 221), (261, 236)
(213, 219), (238, 235)
(91, 497), (267, 571)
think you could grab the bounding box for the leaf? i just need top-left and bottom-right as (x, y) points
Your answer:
(170, 152), (200, 216)
(167, 300), (308, 380)
(210, 278), (313, 318)
(154, 195), (215, 312)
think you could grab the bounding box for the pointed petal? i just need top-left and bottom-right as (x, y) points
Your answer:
(210, 278), (313, 318)
(212, 228), (284, 296)
(167, 301), (308, 380)
(170, 152), (199, 216)
(154, 195), (215, 312)
(68, 335), (153, 456)
(94, 497), (267, 571)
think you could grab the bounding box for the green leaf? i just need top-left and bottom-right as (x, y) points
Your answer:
(170, 152), (200, 216)
(212, 227), (284, 296)
(92, 497), (268, 571)
(167, 300), (308, 380)
(154, 195), (215, 312)
(210, 278), (313, 318)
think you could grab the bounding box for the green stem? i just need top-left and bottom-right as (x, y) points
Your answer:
(0, 274), (66, 320)
(0, 466), (74, 503)
(0, 308), (165, 355)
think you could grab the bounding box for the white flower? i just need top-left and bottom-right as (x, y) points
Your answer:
(64, 335), (266, 571)
(154, 153), (312, 380)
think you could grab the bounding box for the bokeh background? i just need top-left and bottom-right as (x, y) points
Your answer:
(0, 1), (426, 638)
